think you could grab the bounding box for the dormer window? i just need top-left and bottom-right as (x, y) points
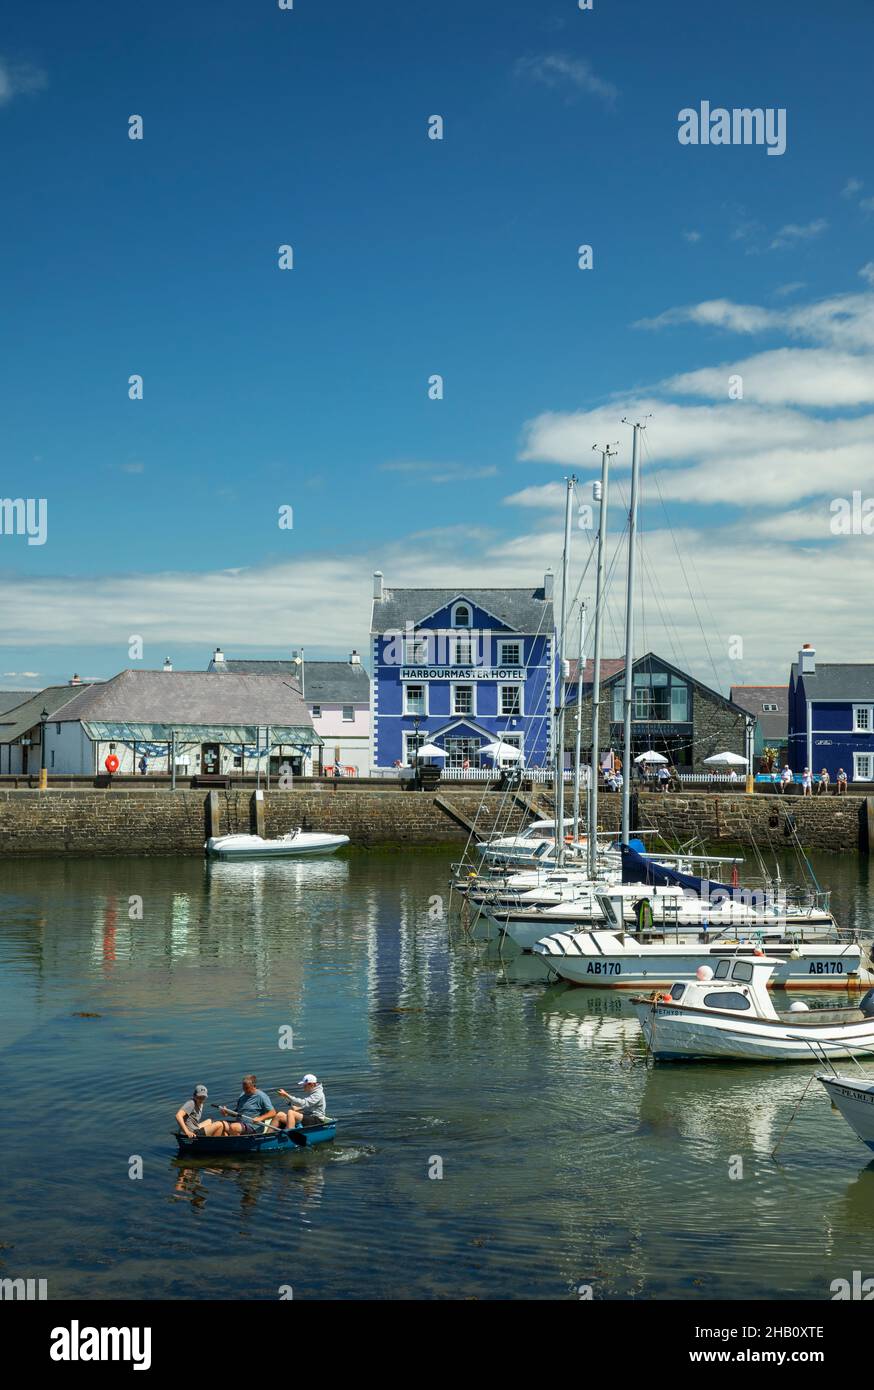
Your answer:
(451, 602), (471, 628)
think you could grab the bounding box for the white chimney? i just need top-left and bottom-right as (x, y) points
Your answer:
(163, 657), (173, 672)
(373, 570), (384, 600)
(543, 568), (554, 599)
(349, 650), (361, 665)
(212, 646), (225, 667)
(799, 643), (816, 675)
(69, 673), (82, 686)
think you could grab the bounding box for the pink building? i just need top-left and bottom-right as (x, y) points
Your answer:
(208, 649), (370, 775)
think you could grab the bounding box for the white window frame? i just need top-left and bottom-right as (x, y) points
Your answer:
(852, 705), (873, 733)
(451, 601), (472, 628)
(762, 702), (778, 713)
(498, 732), (524, 765)
(403, 635), (429, 665)
(403, 682), (429, 716)
(853, 752), (873, 781)
(497, 639), (523, 667)
(342, 705), (354, 722)
(451, 682), (476, 717)
(311, 704), (321, 719)
(403, 730), (428, 765)
(498, 683), (523, 718)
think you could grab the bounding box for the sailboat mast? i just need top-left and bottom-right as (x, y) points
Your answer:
(571, 602), (586, 844)
(553, 477), (575, 867)
(588, 444), (615, 878)
(621, 420), (644, 843)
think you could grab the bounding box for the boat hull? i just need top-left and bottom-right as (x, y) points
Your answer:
(818, 1075), (874, 1150)
(533, 932), (870, 990)
(633, 1003), (874, 1062)
(175, 1121), (336, 1155)
(206, 833), (349, 860)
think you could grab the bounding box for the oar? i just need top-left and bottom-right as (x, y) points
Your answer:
(209, 1104), (308, 1146)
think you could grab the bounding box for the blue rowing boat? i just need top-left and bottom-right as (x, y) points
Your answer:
(175, 1119), (336, 1156)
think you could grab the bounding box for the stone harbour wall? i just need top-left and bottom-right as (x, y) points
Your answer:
(0, 786), (868, 856)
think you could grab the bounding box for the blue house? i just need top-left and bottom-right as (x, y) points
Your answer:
(369, 572), (556, 769)
(788, 644), (874, 783)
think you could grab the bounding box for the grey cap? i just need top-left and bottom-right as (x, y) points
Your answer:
(194, 1084), (208, 1097)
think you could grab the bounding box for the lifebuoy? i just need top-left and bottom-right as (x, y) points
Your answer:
(105, 754), (120, 774)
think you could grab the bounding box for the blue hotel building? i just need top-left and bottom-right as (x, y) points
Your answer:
(788, 644), (874, 783)
(370, 572), (556, 769)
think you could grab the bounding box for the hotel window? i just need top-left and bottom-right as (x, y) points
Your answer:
(499, 684), (522, 717)
(452, 684), (474, 716)
(311, 705), (321, 718)
(404, 730), (426, 764)
(452, 603), (471, 628)
(452, 635), (474, 666)
(762, 702), (778, 713)
(854, 753), (873, 781)
(404, 684), (427, 716)
(498, 640), (522, 667)
(853, 705), (873, 733)
(342, 705), (354, 722)
(403, 635), (429, 665)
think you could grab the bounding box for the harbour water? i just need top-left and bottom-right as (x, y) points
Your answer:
(2, 847), (873, 1301)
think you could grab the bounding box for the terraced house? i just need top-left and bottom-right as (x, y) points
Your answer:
(788, 645), (874, 784)
(370, 571), (556, 770)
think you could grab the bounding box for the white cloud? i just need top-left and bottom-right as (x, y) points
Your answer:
(665, 348), (874, 407)
(773, 282), (806, 298)
(860, 263), (874, 288)
(514, 54), (618, 108)
(861, 196), (874, 215)
(636, 299), (776, 334)
(0, 57), (47, 106)
(769, 219), (828, 250)
(842, 178), (863, 198)
(683, 230), (701, 243)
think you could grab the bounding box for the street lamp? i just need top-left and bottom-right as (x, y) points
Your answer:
(39, 707), (49, 788)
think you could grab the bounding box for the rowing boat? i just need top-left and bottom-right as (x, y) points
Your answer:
(175, 1118), (336, 1155)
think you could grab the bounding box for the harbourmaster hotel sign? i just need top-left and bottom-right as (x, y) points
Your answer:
(399, 666), (525, 681)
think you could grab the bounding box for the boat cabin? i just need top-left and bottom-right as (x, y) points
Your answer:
(664, 957), (781, 1018)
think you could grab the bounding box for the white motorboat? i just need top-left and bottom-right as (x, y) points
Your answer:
(476, 819), (587, 866)
(534, 928), (870, 990)
(631, 957), (874, 1061)
(817, 1071), (874, 1152)
(503, 883), (839, 953)
(205, 829), (350, 859)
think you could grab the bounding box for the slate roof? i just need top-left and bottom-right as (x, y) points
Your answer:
(565, 658), (626, 686)
(49, 670), (313, 728)
(790, 662), (874, 702)
(0, 689), (39, 716)
(0, 684), (101, 741)
(730, 685), (789, 741)
(371, 586), (553, 634)
(221, 660), (369, 704)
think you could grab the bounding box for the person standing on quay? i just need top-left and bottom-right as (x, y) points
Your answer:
(801, 767), (813, 797)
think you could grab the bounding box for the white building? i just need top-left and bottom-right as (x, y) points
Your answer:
(208, 649), (370, 775)
(1, 669), (319, 777)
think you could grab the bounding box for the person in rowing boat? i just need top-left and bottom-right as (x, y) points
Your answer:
(274, 1073), (326, 1130)
(217, 1075), (278, 1136)
(175, 1084), (224, 1140)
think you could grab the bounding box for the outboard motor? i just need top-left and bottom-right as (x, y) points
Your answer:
(858, 989), (874, 1018)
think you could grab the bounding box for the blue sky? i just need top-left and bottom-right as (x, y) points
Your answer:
(2, 0), (873, 690)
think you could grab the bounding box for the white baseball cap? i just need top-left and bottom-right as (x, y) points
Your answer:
(298, 1073), (317, 1086)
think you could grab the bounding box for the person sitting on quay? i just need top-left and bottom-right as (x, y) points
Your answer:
(817, 768), (830, 795)
(801, 766), (813, 797)
(175, 1084), (224, 1140)
(217, 1075), (277, 1135)
(779, 764), (793, 794)
(275, 1073), (327, 1130)
(837, 767), (848, 795)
